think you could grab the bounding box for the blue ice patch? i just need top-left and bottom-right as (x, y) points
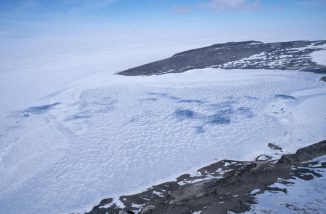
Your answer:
(175, 109), (196, 119)
(178, 99), (203, 104)
(23, 102), (60, 115)
(147, 92), (168, 97)
(237, 107), (254, 118)
(274, 94), (296, 100)
(207, 114), (231, 125)
(195, 126), (205, 133)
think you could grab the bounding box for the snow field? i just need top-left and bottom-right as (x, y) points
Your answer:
(0, 68), (325, 213)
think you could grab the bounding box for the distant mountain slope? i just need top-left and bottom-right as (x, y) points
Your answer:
(118, 40), (326, 76)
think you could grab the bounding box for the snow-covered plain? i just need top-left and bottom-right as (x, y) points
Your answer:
(0, 41), (326, 214)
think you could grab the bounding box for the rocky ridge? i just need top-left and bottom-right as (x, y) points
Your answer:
(118, 40), (326, 76)
(84, 140), (326, 214)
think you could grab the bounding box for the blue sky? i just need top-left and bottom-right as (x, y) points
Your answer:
(0, 0), (326, 40)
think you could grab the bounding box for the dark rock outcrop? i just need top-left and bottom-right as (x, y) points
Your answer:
(321, 76), (326, 82)
(118, 40), (326, 76)
(86, 140), (326, 214)
(268, 143), (283, 151)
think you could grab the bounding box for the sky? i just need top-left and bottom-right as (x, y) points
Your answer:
(0, 0), (326, 43)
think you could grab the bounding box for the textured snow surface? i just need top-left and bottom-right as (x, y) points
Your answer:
(0, 67), (326, 213)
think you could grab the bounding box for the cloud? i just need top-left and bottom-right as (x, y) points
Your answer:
(206, 0), (261, 12)
(171, 0), (261, 15)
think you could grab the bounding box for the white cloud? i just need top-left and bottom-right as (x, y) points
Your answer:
(206, 0), (260, 12)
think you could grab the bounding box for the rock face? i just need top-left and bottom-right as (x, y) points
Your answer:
(117, 40), (326, 76)
(268, 143), (283, 151)
(321, 76), (326, 82)
(86, 140), (326, 214)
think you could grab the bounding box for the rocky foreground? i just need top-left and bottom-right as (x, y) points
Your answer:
(84, 140), (326, 214)
(118, 40), (326, 76)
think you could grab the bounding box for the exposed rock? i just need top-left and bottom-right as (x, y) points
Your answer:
(118, 210), (135, 214)
(118, 40), (326, 76)
(255, 154), (272, 161)
(278, 140), (326, 164)
(268, 143), (283, 151)
(86, 140), (326, 214)
(321, 76), (326, 82)
(140, 205), (156, 214)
